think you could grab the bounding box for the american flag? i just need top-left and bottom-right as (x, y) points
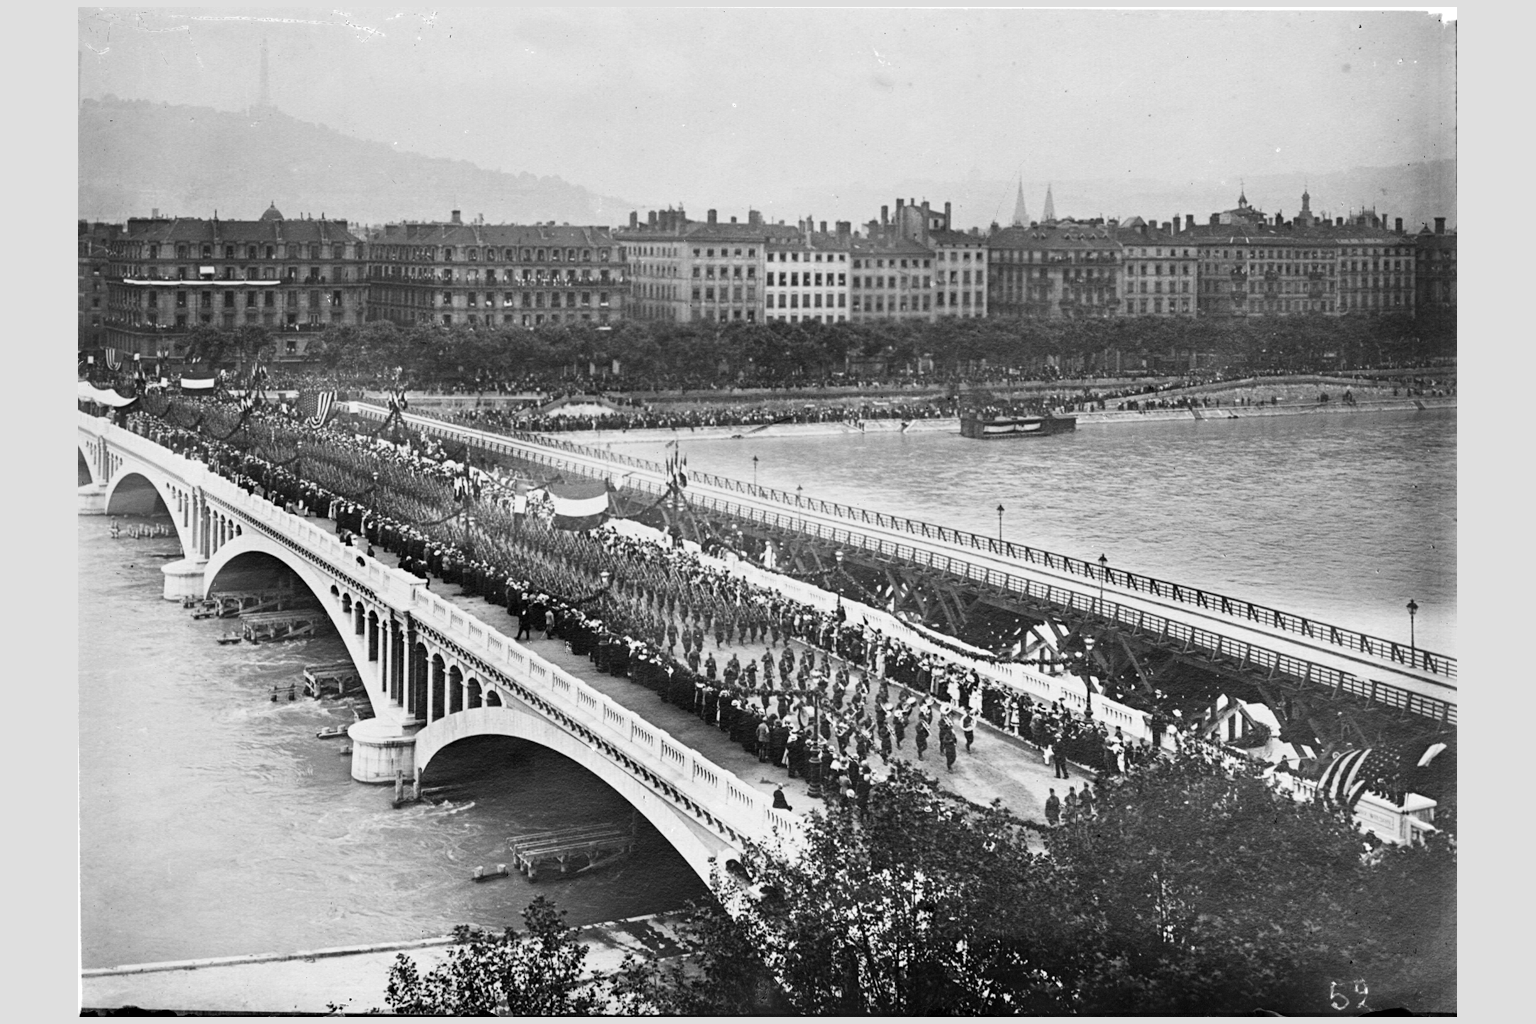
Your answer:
(1319, 746), (1401, 811)
(104, 347), (121, 371)
(295, 390), (337, 429)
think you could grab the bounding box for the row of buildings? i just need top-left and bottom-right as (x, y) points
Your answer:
(83, 189), (1455, 359)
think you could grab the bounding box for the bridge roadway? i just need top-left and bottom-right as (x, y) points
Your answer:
(352, 404), (1458, 729)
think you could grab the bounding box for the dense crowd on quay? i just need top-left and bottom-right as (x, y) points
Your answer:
(117, 395), (1197, 815)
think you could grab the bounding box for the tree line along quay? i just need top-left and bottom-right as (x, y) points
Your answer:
(87, 387), (1455, 1014)
(126, 307), (1453, 393)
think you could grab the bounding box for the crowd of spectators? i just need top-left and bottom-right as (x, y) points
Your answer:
(116, 393), (1194, 811)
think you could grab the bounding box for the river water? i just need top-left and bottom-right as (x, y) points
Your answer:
(77, 519), (707, 970)
(79, 407), (1454, 969)
(613, 408), (1456, 655)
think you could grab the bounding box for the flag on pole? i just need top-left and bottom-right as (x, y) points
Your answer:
(180, 373), (217, 392)
(547, 476), (610, 530)
(296, 390), (337, 428)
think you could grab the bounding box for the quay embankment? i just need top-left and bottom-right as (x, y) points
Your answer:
(477, 393), (1456, 446)
(80, 911), (692, 1014)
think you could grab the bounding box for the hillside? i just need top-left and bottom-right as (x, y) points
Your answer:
(78, 97), (639, 226)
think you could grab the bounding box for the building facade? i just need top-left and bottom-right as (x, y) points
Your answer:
(1114, 218), (1198, 317)
(986, 221), (1122, 319)
(79, 220), (123, 352)
(366, 213), (627, 329)
(1414, 217), (1456, 311)
(103, 204), (368, 359)
(763, 220), (852, 324)
(616, 208), (798, 324)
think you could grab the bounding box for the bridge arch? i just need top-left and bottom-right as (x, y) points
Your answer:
(414, 703), (728, 883)
(103, 465), (194, 558)
(201, 532), (385, 718)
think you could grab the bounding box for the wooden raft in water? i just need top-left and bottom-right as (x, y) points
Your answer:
(508, 823), (636, 882)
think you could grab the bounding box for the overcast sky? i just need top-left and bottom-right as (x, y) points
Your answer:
(78, 7), (1455, 212)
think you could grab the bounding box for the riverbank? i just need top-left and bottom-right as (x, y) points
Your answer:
(518, 394), (1456, 446)
(80, 910), (693, 1014)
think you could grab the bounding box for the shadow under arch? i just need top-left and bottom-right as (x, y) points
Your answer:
(414, 704), (730, 884)
(201, 532), (382, 718)
(103, 466), (194, 558)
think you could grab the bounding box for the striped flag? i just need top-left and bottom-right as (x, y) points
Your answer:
(1318, 746), (1397, 811)
(105, 347), (122, 371)
(296, 390), (337, 428)
(180, 373), (217, 392)
(547, 476), (610, 531)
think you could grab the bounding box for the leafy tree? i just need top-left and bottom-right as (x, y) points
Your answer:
(382, 895), (601, 1015)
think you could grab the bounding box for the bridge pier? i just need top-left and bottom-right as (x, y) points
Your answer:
(347, 718), (419, 784)
(160, 558), (207, 601)
(78, 483), (108, 515)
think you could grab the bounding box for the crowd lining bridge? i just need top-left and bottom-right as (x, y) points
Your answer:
(348, 402), (1457, 755)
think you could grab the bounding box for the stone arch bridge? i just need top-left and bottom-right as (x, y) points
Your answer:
(78, 411), (796, 883)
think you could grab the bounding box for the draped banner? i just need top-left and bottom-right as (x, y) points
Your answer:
(547, 477), (610, 531)
(296, 390), (337, 429)
(77, 380), (138, 408)
(180, 375), (217, 392)
(104, 347), (122, 371)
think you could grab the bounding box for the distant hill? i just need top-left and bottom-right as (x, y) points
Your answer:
(78, 97), (639, 226)
(759, 161), (1457, 235)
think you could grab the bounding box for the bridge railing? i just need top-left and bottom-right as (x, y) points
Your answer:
(343, 406), (1456, 727)
(368, 405), (1455, 681)
(408, 584), (800, 851)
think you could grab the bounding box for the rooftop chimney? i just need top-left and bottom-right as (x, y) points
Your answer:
(820, 220), (827, 234)
(1186, 213), (1195, 232)
(1162, 221), (1171, 233)
(944, 201), (952, 228)
(1395, 217), (1403, 233)
(707, 209), (717, 225)
(629, 211), (638, 228)
(451, 210), (462, 224)
(881, 205), (889, 226)
(748, 209), (762, 227)
(1435, 217), (1445, 234)
(730, 215), (737, 224)
(1210, 214), (1220, 226)
(151, 208), (159, 219)
(1337, 217), (1344, 227)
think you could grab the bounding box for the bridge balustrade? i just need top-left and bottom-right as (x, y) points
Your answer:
(380, 407), (1454, 681)
(408, 584), (798, 852)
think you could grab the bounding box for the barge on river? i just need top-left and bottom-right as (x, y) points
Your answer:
(958, 411), (1077, 439)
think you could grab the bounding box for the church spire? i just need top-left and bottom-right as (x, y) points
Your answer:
(1042, 183), (1056, 224)
(1012, 178), (1029, 227)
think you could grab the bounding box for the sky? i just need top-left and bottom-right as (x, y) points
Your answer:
(77, 7), (1455, 215)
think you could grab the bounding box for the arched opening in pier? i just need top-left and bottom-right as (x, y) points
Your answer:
(79, 448), (93, 487)
(417, 733), (709, 915)
(203, 548), (365, 702)
(105, 471), (171, 519)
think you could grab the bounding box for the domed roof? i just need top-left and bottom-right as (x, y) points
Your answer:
(259, 202), (284, 222)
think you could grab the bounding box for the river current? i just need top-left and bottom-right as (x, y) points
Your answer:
(78, 407), (1454, 969)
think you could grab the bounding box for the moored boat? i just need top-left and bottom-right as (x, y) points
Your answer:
(958, 411), (1077, 439)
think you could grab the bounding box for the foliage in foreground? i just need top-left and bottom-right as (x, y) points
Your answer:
(376, 752), (1454, 1014)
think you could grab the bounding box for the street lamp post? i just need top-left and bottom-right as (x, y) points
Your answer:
(997, 503), (1005, 542)
(1097, 553), (1108, 616)
(1407, 599), (1418, 654)
(752, 455), (759, 490)
(796, 485), (803, 506)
